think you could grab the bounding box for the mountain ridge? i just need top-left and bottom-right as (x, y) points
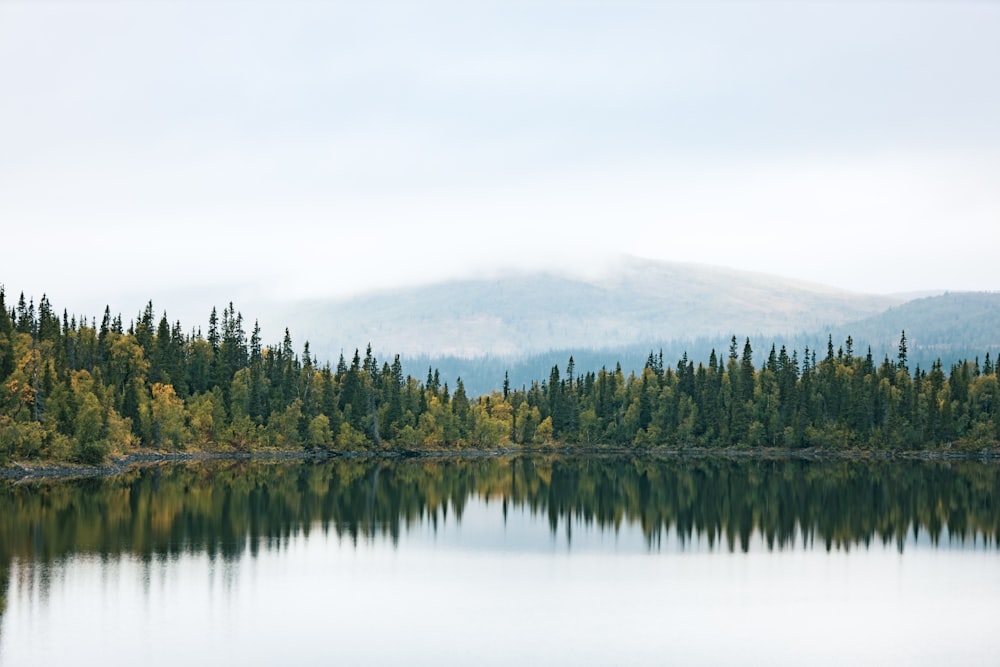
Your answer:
(411, 290), (1000, 395)
(287, 256), (902, 361)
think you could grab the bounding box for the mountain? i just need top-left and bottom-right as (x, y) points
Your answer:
(822, 291), (1000, 362)
(413, 291), (1000, 396)
(285, 256), (900, 362)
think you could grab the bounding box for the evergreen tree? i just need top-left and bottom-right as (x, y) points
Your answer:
(898, 330), (909, 372)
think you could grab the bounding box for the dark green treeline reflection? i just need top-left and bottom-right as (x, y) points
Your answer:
(2, 457), (998, 573)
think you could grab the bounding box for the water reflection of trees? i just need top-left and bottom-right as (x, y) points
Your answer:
(0, 458), (997, 572)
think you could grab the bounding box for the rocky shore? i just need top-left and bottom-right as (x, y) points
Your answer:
(3, 444), (999, 483)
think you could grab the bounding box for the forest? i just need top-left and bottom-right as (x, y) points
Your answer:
(1, 288), (998, 465)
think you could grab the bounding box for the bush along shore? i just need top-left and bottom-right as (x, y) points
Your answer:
(2, 289), (999, 471)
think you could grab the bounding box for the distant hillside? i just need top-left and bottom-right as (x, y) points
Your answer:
(288, 256), (899, 362)
(409, 292), (1000, 396)
(824, 291), (1000, 362)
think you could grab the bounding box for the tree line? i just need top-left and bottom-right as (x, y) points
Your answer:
(1, 288), (998, 464)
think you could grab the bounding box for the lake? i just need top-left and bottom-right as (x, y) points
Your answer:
(1, 455), (998, 665)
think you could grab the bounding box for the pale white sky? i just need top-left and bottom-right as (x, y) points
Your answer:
(2, 0), (998, 324)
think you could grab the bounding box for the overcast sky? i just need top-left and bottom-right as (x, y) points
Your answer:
(2, 0), (998, 323)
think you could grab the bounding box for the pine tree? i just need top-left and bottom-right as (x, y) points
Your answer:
(37, 295), (60, 343)
(15, 293), (34, 336)
(207, 307), (219, 353)
(898, 330), (908, 372)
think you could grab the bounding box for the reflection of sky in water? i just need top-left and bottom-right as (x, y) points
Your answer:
(3, 496), (999, 667)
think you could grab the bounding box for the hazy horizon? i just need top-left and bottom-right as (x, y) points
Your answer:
(0, 253), (969, 334)
(0, 254), (978, 360)
(3, 1), (998, 326)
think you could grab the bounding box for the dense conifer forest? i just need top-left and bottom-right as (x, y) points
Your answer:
(1, 288), (998, 465)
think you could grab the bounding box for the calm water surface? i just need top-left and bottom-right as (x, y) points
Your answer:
(1, 456), (998, 665)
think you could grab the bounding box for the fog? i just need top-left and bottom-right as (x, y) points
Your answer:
(2, 1), (998, 328)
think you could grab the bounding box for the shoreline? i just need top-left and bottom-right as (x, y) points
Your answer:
(3, 445), (1000, 482)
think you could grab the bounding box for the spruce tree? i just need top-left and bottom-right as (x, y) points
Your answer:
(898, 330), (908, 372)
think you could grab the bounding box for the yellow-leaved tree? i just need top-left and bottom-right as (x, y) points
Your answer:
(150, 383), (186, 449)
